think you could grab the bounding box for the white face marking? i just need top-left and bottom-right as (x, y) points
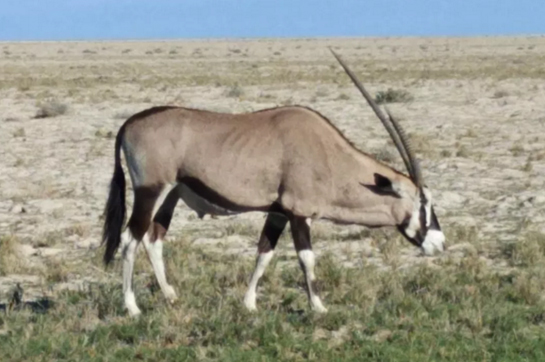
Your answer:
(402, 187), (445, 255)
(422, 187), (433, 227)
(305, 218), (312, 228)
(244, 251), (274, 311)
(420, 188), (445, 255)
(404, 196), (421, 239)
(422, 229), (445, 256)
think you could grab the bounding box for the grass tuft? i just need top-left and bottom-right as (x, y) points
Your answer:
(373, 147), (396, 163)
(493, 90), (510, 98)
(224, 84), (244, 98)
(336, 93), (350, 100)
(0, 235), (19, 276)
(34, 101), (68, 119)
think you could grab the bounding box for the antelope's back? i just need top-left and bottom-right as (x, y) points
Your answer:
(122, 106), (360, 209)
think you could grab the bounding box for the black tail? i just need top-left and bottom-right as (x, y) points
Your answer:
(102, 129), (126, 265)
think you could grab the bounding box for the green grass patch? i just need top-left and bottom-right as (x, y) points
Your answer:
(2, 240), (545, 361)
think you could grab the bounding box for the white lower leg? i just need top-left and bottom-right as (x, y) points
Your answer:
(298, 249), (327, 313)
(143, 236), (177, 303)
(121, 231), (141, 316)
(244, 251), (274, 311)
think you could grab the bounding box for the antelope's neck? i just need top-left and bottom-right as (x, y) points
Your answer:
(322, 152), (412, 227)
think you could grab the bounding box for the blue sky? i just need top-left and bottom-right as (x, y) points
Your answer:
(1, 0), (543, 41)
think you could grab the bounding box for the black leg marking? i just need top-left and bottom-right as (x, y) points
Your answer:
(257, 213), (288, 253)
(290, 217), (312, 252)
(289, 216), (327, 313)
(128, 185), (163, 241)
(150, 187), (179, 242)
(244, 212), (288, 311)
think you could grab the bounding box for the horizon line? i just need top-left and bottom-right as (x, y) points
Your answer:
(1, 33), (544, 44)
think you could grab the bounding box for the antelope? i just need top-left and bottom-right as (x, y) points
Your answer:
(102, 50), (445, 316)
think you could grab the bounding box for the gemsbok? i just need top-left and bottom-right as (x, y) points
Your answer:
(102, 50), (445, 316)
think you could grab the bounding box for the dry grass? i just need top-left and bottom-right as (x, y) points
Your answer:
(336, 93), (350, 100)
(0, 235), (20, 276)
(224, 84), (245, 98)
(510, 143), (525, 157)
(493, 90), (510, 98)
(0, 235), (38, 276)
(2, 41), (545, 96)
(12, 128), (25, 138)
(42, 258), (70, 283)
(34, 101), (68, 118)
(33, 231), (63, 248)
(408, 132), (434, 157)
(373, 147), (396, 163)
(223, 222), (260, 238)
(456, 144), (471, 158)
(113, 110), (135, 120)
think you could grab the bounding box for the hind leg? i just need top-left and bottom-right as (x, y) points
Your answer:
(244, 212), (288, 311)
(123, 185), (166, 316)
(141, 185), (179, 303)
(121, 229), (141, 316)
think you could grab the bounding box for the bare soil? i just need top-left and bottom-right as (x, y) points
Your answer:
(1, 36), (545, 304)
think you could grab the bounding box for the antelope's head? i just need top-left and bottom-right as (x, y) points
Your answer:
(331, 49), (445, 256)
(395, 183), (444, 256)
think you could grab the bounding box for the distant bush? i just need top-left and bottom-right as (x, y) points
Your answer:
(492, 90), (509, 99)
(375, 88), (414, 104)
(224, 84), (244, 98)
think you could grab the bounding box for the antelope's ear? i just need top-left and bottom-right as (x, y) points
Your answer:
(360, 173), (402, 198)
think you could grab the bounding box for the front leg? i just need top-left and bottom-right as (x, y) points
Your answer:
(244, 212), (288, 311)
(290, 217), (328, 313)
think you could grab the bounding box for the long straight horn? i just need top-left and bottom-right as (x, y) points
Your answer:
(386, 109), (424, 187)
(329, 48), (415, 180)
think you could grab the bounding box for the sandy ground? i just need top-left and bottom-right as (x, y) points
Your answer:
(1, 36), (545, 303)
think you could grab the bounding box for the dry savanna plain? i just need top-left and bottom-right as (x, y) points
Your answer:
(1, 36), (545, 361)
